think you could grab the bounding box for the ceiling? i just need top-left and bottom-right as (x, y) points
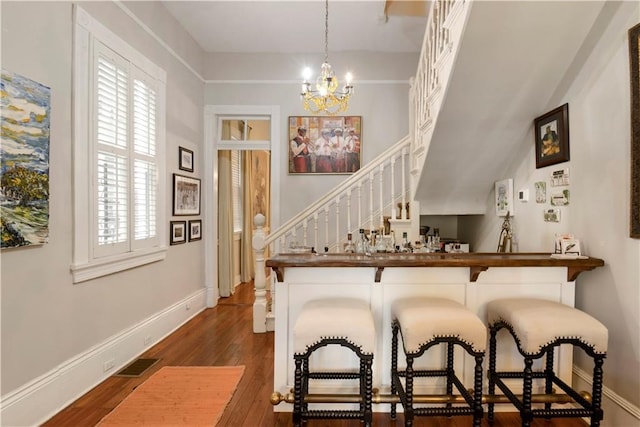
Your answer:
(161, 1), (428, 54)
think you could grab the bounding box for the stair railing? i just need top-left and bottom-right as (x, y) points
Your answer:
(252, 136), (411, 332)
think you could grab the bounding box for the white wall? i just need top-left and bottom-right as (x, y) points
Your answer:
(0, 1), (206, 424)
(460, 1), (640, 413)
(203, 51), (417, 224)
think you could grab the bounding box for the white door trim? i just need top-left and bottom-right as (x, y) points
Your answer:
(203, 105), (281, 307)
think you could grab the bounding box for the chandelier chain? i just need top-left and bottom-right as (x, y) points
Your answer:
(324, 0), (329, 63)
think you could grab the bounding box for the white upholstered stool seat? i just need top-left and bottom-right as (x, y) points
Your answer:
(487, 298), (608, 427)
(292, 298), (375, 427)
(487, 298), (608, 355)
(392, 297), (487, 354)
(390, 297), (486, 427)
(293, 298), (375, 355)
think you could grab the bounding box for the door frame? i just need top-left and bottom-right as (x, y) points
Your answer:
(203, 105), (281, 306)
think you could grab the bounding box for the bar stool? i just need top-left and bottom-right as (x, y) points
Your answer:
(390, 297), (486, 427)
(487, 298), (608, 427)
(292, 298), (375, 427)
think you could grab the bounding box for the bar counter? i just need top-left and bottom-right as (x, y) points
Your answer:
(266, 252), (604, 282)
(267, 252), (605, 413)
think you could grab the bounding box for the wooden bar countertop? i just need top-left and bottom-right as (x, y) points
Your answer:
(265, 252), (605, 283)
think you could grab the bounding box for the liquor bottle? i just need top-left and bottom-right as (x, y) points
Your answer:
(375, 231), (387, 253)
(355, 229), (367, 254)
(401, 232), (412, 253)
(344, 233), (355, 253)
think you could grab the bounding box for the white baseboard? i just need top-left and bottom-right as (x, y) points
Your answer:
(0, 289), (206, 427)
(573, 366), (640, 426)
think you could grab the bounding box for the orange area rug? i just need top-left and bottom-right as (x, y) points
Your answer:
(98, 366), (245, 426)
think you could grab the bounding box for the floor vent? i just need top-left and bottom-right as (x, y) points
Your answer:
(114, 358), (160, 377)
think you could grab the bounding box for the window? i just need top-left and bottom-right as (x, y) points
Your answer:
(72, 6), (167, 283)
(231, 151), (243, 233)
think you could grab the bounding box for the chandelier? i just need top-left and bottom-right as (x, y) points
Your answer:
(301, 0), (354, 115)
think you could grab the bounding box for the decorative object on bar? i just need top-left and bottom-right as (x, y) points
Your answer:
(390, 297), (486, 427)
(288, 116), (362, 174)
(487, 298), (607, 427)
(495, 178), (513, 217)
(300, 0), (354, 115)
(629, 23), (640, 238)
(496, 211), (513, 253)
(534, 103), (570, 169)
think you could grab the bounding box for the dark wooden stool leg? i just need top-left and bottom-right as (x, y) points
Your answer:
(364, 356), (373, 427)
(446, 342), (454, 411)
(473, 353), (484, 427)
(293, 356), (303, 427)
(522, 357), (534, 427)
(591, 356), (605, 427)
(391, 321), (399, 419)
(405, 355), (414, 427)
(544, 347), (555, 416)
(488, 326), (498, 424)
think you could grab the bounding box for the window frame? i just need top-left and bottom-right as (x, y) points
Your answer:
(71, 5), (167, 283)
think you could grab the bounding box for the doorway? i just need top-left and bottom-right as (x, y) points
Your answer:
(203, 105), (280, 307)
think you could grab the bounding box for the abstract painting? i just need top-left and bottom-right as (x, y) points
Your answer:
(1, 70), (51, 248)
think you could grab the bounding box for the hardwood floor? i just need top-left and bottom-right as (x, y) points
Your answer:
(43, 282), (587, 426)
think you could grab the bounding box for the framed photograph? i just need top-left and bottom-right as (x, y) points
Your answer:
(630, 23), (640, 238)
(173, 174), (201, 216)
(179, 146), (194, 172)
(534, 103), (570, 169)
(170, 221), (187, 245)
(288, 116), (362, 174)
(495, 178), (513, 217)
(188, 220), (202, 242)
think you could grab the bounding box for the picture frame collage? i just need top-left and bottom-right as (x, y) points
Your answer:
(171, 146), (201, 245)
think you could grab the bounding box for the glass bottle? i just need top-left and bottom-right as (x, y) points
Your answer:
(344, 233), (355, 253)
(401, 232), (411, 253)
(375, 232), (387, 253)
(355, 228), (367, 254)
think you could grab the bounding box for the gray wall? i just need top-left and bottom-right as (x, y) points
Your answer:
(1, 0), (205, 395)
(204, 52), (418, 224)
(459, 1), (640, 408)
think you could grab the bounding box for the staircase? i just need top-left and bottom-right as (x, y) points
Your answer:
(251, 0), (473, 333)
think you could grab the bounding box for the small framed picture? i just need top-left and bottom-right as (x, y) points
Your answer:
(173, 174), (201, 216)
(495, 178), (513, 217)
(189, 220), (202, 242)
(179, 146), (194, 173)
(534, 103), (570, 169)
(170, 221), (187, 245)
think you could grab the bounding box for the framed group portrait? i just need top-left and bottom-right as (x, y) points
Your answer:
(173, 174), (201, 216)
(534, 103), (570, 169)
(288, 116), (362, 175)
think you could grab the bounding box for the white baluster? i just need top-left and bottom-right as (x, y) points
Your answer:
(401, 147), (407, 219)
(357, 182), (363, 230)
(325, 207), (329, 252)
(335, 197), (341, 252)
(369, 172), (374, 232)
(303, 221), (308, 247)
(313, 213), (319, 253)
(252, 214), (267, 333)
(391, 156), (397, 219)
(379, 164), (384, 230)
(347, 189), (352, 234)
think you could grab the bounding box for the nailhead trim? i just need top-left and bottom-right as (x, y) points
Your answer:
(491, 317), (607, 355)
(295, 335), (374, 356)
